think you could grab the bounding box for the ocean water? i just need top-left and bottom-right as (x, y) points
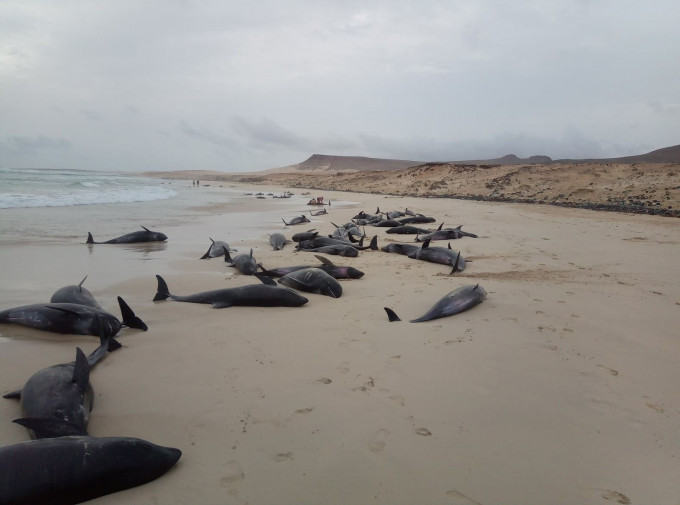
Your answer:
(0, 168), (177, 209)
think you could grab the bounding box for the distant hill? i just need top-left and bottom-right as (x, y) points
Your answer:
(263, 154), (422, 174)
(262, 145), (680, 174)
(556, 144), (680, 164)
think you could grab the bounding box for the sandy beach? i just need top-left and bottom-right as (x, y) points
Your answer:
(1, 181), (679, 504)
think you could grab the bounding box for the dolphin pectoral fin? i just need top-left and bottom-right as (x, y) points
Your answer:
(384, 307), (402, 322)
(13, 417), (87, 436)
(153, 275), (171, 301)
(314, 255), (335, 266)
(72, 348), (90, 394)
(3, 390), (21, 400)
(212, 301), (233, 309)
(118, 296), (148, 331)
(255, 274), (277, 286)
(45, 305), (80, 317)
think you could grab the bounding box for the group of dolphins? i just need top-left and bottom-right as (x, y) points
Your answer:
(0, 227), (181, 505)
(0, 205), (487, 504)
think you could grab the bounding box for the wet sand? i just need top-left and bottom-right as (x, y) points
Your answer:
(1, 182), (679, 504)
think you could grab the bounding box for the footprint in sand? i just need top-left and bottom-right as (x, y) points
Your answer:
(220, 461), (245, 495)
(315, 377), (332, 384)
(274, 452), (294, 462)
(601, 489), (631, 504)
(368, 428), (390, 453)
(445, 489), (483, 505)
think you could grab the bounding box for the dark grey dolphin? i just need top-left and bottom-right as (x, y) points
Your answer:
(298, 235), (377, 251)
(373, 219), (401, 228)
(409, 240), (467, 273)
(0, 435), (181, 505)
(3, 321), (121, 439)
(153, 274), (308, 308)
(397, 215), (436, 224)
(387, 222), (443, 235)
(282, 215), (311, 226)
(292, 229), (318, 242)
(257, 255), (364, 280)
(200, 238), (235, 259)
(297, 244), (360, 257)
(0, 297), (148, 337)
(384, 284), (487, 323)
(225, 248), (258, 275)
(310, 208), (327, 216)
(50, 276), (102, 309)
(278, 268), (343, 298)
(416, 225), (478, 242)
(381, 242), (421, 256)
(269, 233), (290, 250)
(86, 226), (167, 244)
(49, 277), (149, 329)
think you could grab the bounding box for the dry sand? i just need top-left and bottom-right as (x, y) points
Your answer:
(1, 182), (679, 504)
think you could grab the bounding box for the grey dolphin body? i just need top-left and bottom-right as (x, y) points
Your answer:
(86, 226), (167, 244)
(278, 268), (343, 298)
(297, 244), (360, 257)
(200, 238), (234, 259)
(409, 240), (467, 272)
(50, 276), (102, 310)
(381, 242), (421, 256)
(225, 249), (258, 275)
(292, 229), (318, 242)
(49, 278), (148, 330)
(416, 225), (478, 242)
(310, 208), (327, 216)
(3, 327), (121, 439)
(269, 233), (290, 250)
(0, 298), (147, 337)
(384, 284), (487, 323)
(385, 225), (435, 235)
(0, 435), (181, 505)
(282, 215), (311, 226)
(153, 274), (308, 308)
(397, 215), (436, 224)
(258, 255), (364, 280)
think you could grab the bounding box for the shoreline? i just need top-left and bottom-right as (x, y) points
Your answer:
(1, 181), (679, 504)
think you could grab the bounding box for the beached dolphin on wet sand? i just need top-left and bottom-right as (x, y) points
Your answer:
(200, 238), (235, 259)
(0, 435), (181, 505)
(86, 226), (167, 244)
(153, 274), (308, 308)
(3, 317), (121, 439)
(384, 284), (487, 323)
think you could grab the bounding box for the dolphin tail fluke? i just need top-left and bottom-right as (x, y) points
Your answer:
(257, 264), (277, 277)
(86, 232), (95, 244)
(384, 307), (402, 322)
(281, 218), (288, 226)
(369, 235), (378, 250)
(449, 252), (461, 276)
(87, 314), (122, 367)
(348, 233), (358, 243)
(153, 275), (171, 301)
(118, 296), (148, 331)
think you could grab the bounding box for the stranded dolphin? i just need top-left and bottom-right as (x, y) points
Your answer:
(224, 249), (258, 275)
(282, 215), (311, 226)
(153, 274), (308, 308)
(200, 238), (235, 259)
(278, 268), (343, 298)
(3, 318), (121, 439)
(258, 255), (364, 280)
(269, 233), (290, 250)
(0, 297), (147, 338)
(0, 435), (181, 505)
(384, 284), (487, 323)
(86, 226), (167, 244)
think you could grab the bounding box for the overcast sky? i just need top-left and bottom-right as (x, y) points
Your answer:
(1, 1), (679, 172)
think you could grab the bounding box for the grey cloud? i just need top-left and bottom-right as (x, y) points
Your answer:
(2, 134), (71, 153)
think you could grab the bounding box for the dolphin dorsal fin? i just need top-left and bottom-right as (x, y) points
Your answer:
(384, 307), (402, 322)
(449, 252), (461, 276)
(209, 237), (215, 243)
(314, 255), (335, 266)
(249, 248), (253, 258)
(448, 242), (452, 250)
(472, 284), (479, 291)
(78, 275), (88, 290)
(437, 222), (444, 231)
(72, 348), (90, 393)
(141, 226), (151, 232)
(421, 239), (431, 249)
